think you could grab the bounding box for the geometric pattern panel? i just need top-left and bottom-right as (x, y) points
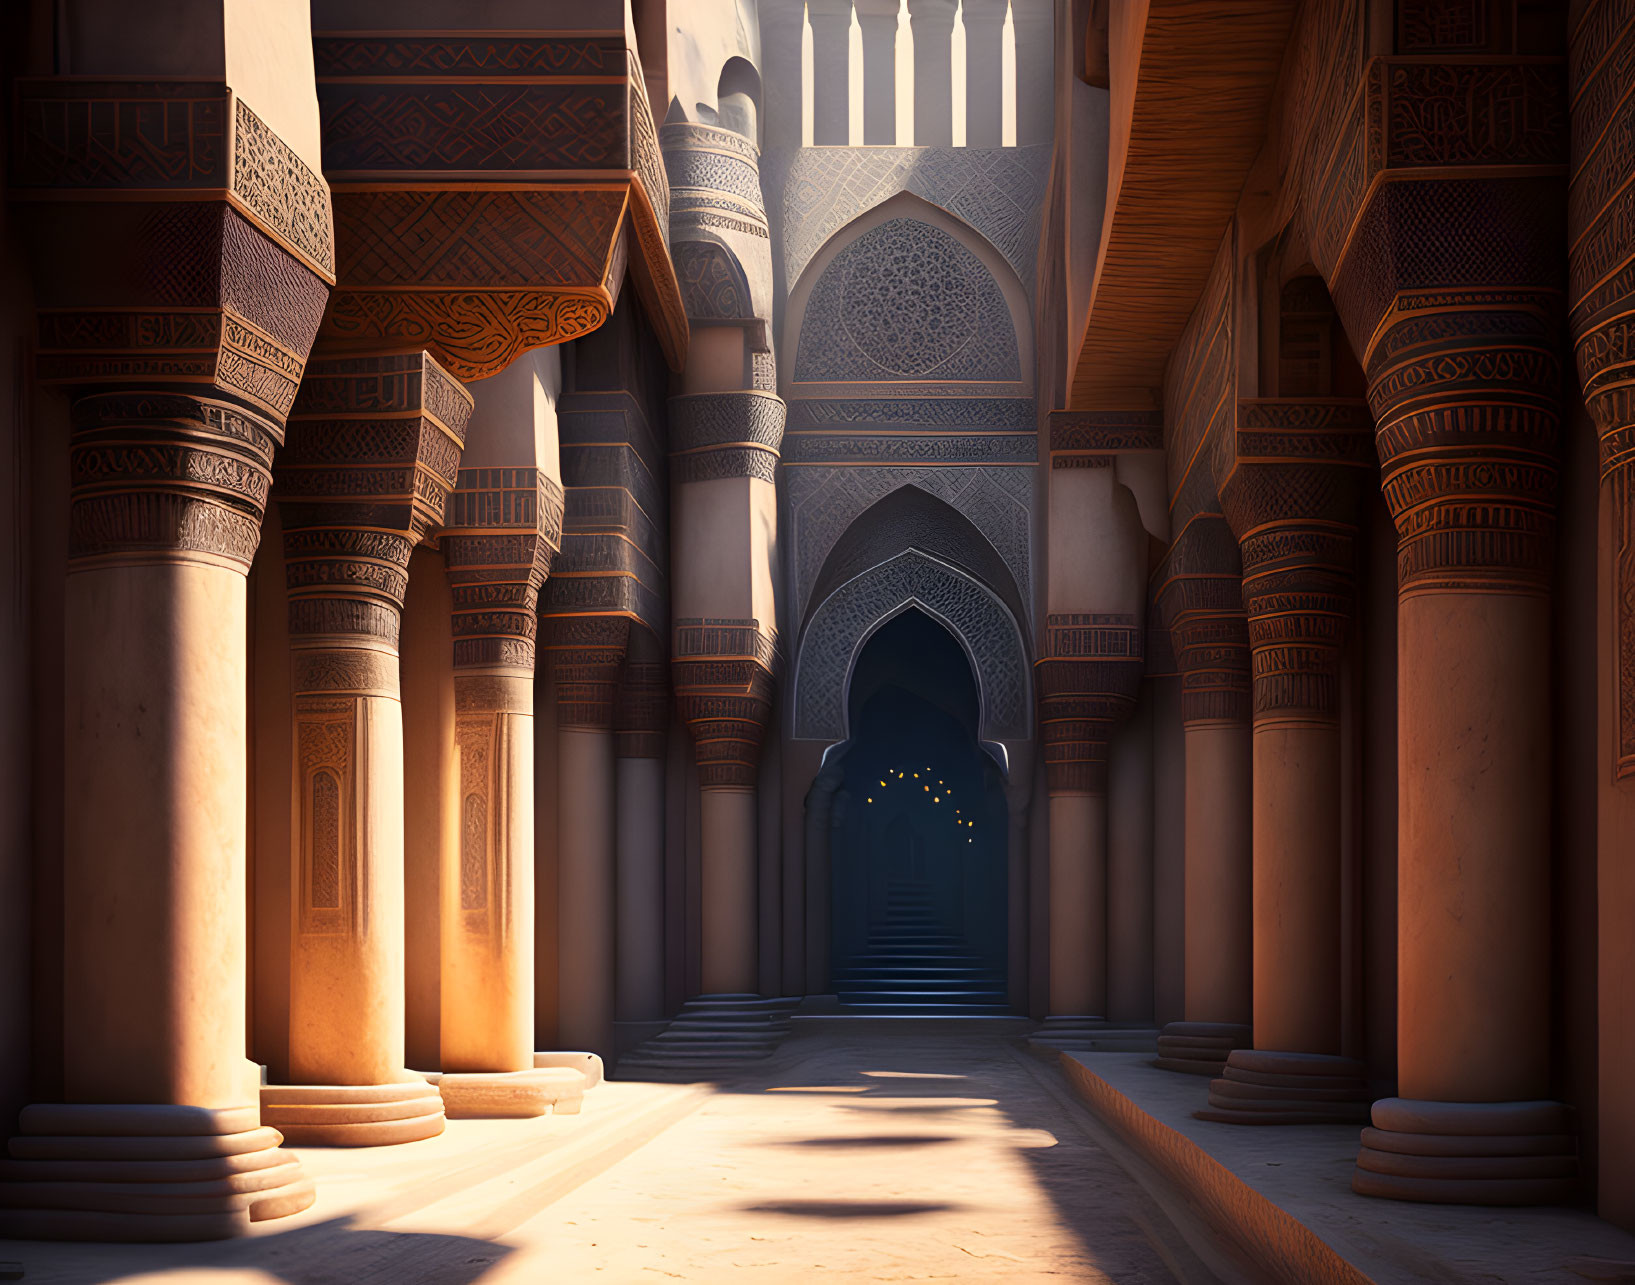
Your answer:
(787, 465), (1034, 620)
(782, 145), (1051, 301)
(793, 550), (1030, 743)
(794, 218), (1020, 382)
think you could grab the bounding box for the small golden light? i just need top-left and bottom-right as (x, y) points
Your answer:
(933, 796), (940, 803)
(867, 797), (873, 803)
(923, 785), (929, 792)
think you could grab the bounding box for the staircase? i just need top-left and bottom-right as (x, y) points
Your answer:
(615, 995), (799, 1076)
(831, 880), (1008, 1014)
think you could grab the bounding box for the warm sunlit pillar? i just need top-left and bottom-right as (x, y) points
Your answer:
(262, 352), (471, 1146)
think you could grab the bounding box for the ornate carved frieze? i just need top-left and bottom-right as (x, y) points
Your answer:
(13, 82), (334, 423)
(669, 391), (787, 484)
(1571, 2), (1635, 777)
(1048, 408), (1163, 470)
(443, 468), (565, 672)
(1153, 516), (1252, 727)
(673, 617), (778, 790)
(67, 391), (280, 569)
(312, 32), (685, 377)
(1036, 613), (1145, 795)
(783, 433), (1035, 465)
(1219, 400), (1372, 725)
(545, 615), (632, 731)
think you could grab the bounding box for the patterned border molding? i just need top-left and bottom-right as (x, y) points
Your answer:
(672, 616), (778, 790)
(782, 432), (1037, 465)
(669, 390), (787, 484)
(1153, 515), (1251, 727)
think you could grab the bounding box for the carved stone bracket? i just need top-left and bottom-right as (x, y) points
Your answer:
(1035, 613), (1144, 795)
(12, 80), (334, 424)
(1154, 515), (1252, 727)
(312, 32), (686, 377)
(673, 617), (778, 790)
(669, 391), (787, 483)
(1219, 399), (1372, 725)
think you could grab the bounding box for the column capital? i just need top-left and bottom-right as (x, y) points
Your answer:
(808, 0), (856, 21)
(1154, 515), (1251, 728)
(673, 618), (778, 790)
(443, 468), (565, 673)
(1219, 399), (1373, 724)
(546, 615), (632, 731)
(855, 0), (900, 22)
(1036, 613), (1144, 796)
(906, 0), (958, 23)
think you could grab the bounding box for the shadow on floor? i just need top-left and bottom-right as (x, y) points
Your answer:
(3, 1215), (516, 1285)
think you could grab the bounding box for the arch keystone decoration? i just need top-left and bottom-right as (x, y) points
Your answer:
(792, 549), (1030, 743)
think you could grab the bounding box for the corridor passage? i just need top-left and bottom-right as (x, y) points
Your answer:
(488, 1022), (1238, 1283)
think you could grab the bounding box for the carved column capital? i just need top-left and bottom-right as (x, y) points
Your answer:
(1036, 614), (1144, 796)
(1219, 400), (1373, 724)
(673, 618), (778, 791)
(1154, 515), (1251, 728)
(277, 350), (473, 693)
(443, 469), (565, 674)
(67, 391), (282, 571)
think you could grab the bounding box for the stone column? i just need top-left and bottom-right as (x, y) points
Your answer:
(552, 617), (631, 1059)
(1343, 262), (1572, 1205)
(963, 0), (1007, 147)
(1570, 4), (1635, 1227)
(615, 628), (670, 1043)
(438, 443), (567, 1114)
(803, 755), (846, 995)
(260, 352), (472, 1146)
(907, 0), (957, 146)
(1034, 616), (1143, 1043)
(1106, 691), (1155, 1027)
(809, 0), (854, 146)
(1153, 518), (1253, 1075)
(669, 392), (785, 999)
(1199, 399), (1374, 1125)
(1148, 639), (1187, 1029)
(0, 71), (333, 1240)
(856, 0), (900, 144)
(1011, 0), (1054, 145)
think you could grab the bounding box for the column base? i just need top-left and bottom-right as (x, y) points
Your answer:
(430, 1068), (587, 1118)
(1195, 1050), (1370, 1125)
(259, 1081), (445, 1146)
(534, 1051), (605, 1088)
(1029, 1016), (1159, 1054)
(0, 1104), (313, 1242)
(1154, 1021), (1252, 1075)
(1353, 1098), (1578, 1205)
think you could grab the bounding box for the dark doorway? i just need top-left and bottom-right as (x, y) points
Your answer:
(828, 610), (1008, 1011)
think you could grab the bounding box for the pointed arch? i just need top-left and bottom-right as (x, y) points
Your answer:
(784, 191), (1034, 397)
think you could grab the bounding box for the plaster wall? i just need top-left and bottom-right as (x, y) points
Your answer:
(672, 475), (778, 625)
(1047, 466), (1144, 612)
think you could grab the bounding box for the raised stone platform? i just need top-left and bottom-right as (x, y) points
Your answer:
(1059, 1050), (1635, 1283)
(1027, 1016), (1159, 1055)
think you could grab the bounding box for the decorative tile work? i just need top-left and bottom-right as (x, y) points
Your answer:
(788, 397), (1035, 429)
(781, 145), (1051, 299)
(793, 218), (1020, 382)
(792, 550), (1030, 742)
(786, 465), (1033, 620)
(781, 433), (1035, 464)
